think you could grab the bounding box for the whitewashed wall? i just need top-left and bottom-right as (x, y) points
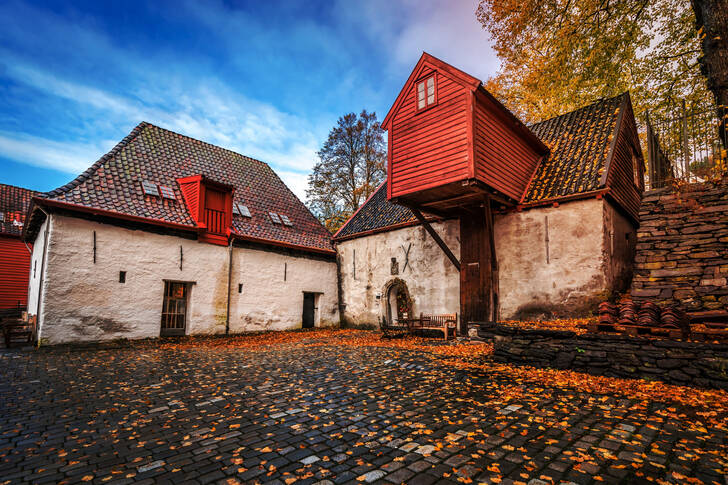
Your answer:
(33, 215), (338, 344)
(495, 198), (614, 319)
(337, 220), (461, 327)
(27, 216), (51, 321)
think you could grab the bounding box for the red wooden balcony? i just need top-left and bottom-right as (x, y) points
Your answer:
(204, 208), (226, 235)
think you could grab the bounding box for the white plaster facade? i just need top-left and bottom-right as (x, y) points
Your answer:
(336, 220), (461, 327)
(28, 215), (338, 344)
(495, 198), (635, 319)
(338, 198), (637, 325)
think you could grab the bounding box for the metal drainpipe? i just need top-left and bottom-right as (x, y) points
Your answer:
(225, 237), (233, 335)
(35, 207), (51, 347)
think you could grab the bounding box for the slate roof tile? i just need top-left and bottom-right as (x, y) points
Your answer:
(0, 184), (39, 236)
(35, 122), (333, 252)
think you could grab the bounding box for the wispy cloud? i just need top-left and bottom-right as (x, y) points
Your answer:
(0, 0), (499, 201)
(0, 132), (115, 174)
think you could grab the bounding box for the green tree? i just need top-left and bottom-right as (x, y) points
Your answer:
(306, 110), (386, 233)
(476, 0), (711, 124)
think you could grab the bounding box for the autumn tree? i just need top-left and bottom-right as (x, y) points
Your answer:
(476, 0), (711, 124)
(691, 0), (728, 139)
(306, 110), (386, 233)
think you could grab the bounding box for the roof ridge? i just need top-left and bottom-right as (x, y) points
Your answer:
(44, 121), (149, 199)
(141, 122), (270, 169)
(530, 92), (628, 129)
(0, 182), (41, 194)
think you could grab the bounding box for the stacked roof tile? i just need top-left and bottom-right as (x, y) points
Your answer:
(335, 93), (628, 239)
(0, 184), (39, 237)
(30, 122), (334, 252)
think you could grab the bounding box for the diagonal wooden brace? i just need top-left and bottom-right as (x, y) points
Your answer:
(411, 209), (460, 271)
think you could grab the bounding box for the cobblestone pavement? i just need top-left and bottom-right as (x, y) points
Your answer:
(1, 337), (726, 485)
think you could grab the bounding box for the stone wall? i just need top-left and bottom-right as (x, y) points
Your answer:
(495, 198), (636, 319)
(631, 178), (728, 312)
(473, 323), (728, 390)
(336, 220), (461, 328)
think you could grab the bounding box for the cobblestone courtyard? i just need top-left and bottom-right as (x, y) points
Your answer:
(1, 330), (726, 485)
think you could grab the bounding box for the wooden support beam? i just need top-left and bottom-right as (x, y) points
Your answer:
(411, 209), (460, 271)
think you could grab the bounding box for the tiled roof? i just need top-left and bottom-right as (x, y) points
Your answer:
(0, 184), (39, 237)
(523, 93), (626, 203)
(335, 94), (627, 239)
(34, 122), (334, 252)
(334, 183), (416, 239)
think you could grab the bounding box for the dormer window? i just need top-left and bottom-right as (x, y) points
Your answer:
(416, 75), (436, 110)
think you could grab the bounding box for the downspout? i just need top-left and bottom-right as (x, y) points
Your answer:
(35, 207), (51, 347)
(225, 237), (233, 335)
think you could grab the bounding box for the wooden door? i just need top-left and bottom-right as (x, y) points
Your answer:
(459, 201), (497, 332)
(161, 281), (188, 336)
(302, 293), (315, 329)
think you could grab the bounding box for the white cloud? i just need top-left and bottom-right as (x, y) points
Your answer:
(0, 132), (114, 173)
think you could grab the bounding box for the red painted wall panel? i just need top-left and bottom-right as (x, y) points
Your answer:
(0, 235), (31, 310)
(389, 68), (471, 198)
(473, 93), (542, 201)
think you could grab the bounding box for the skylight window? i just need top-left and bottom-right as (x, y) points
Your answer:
(158, 185), (176, 200)
(416, 75), (436, 110)
(269, 212), (282, 224)
(141, 180), (159, 197)
(279, 214), (293, 226)
(233, 202), (251, 218)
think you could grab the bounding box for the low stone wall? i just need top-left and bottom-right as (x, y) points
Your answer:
(631, 178), (728, 311)
(473, 323), (728, 390)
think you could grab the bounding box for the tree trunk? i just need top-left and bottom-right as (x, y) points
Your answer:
(692, 0), (728, 142)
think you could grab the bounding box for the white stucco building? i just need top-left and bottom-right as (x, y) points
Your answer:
(333, 55), (643, 329)
(24, 123), (338, 344)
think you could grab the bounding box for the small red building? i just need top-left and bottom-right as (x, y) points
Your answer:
(0, 184), (38, 315)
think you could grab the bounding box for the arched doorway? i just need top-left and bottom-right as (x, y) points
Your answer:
(382, 278), (412, 326)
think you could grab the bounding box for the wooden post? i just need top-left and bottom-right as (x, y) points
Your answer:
(411, 209), (460, 271)
(484, 196), (499, 322)
(682, 99), (690, 180)
(645, 111), (655, 189)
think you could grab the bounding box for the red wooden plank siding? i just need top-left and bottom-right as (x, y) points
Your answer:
(473, 92), (542, 201)
(0, 236), (31, 310)
(389, 68), (471, 198)
(605, 101), (643, 222)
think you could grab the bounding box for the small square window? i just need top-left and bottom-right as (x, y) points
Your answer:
(238, 204), (251, 218)
(119, 271), (126, 283)
(269, 212), (281, 224)
(279, 214), (293, 226)
(158, 185), (176, 200)
(141, 180), (159, 197)
(416, 75), (436, 111)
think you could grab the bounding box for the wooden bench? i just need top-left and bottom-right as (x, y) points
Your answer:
(2, 313), (36, 348)
(410, 313), (458, 340)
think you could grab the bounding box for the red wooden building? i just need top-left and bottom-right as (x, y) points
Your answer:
(0, 184), (38, 315)
(365, 52), (644, 329)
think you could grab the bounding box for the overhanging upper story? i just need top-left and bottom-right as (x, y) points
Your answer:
(382, 52), (549, 213)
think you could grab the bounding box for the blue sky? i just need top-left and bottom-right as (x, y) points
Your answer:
(0, 0), (499, 200)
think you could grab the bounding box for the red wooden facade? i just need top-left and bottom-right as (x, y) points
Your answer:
(602, 98), (644, 222)
(382, 52), (548, 213)
(0, 235), (31, 311)
(177, 175), (234, 245)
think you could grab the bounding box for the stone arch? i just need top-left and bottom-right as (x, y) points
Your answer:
(381, 278), (413, 327)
